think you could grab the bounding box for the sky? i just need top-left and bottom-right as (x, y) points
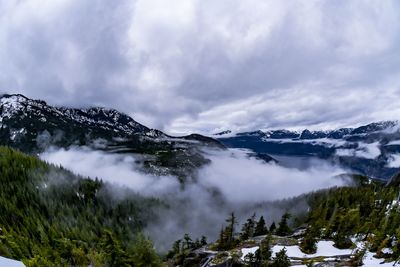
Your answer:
(1, 0), (400, 135)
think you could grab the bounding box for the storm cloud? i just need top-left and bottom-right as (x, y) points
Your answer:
(1, 0), (400, 133)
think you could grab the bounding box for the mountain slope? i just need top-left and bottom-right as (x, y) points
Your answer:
(218, 121), (400, 180)
(0, 146), (163, 266)
(0, 94), (223, 179)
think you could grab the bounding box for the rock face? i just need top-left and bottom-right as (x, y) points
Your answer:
(218, 121), (400, 180)
(387, 172), (400, 187)
(0, 94), (224, 179)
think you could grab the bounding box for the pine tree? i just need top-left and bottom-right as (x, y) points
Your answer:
(226, 212), (238, 244)
(183, 233), (193, 249)
(272, 248), (290, 267)
(240, 214), (256, 241)
(259, 233), (273, 265)
(217, 227), (226, 250)
(254, 216), (268, 236)
(270, 222), (276, 234)
(276, 213), (292, 236)
(217, 213), (239, 250)
(200, 236), (207, 246)
(100, 230), (127, 266)
(300, 226), (318, 254)
(130, 234), (162, 267)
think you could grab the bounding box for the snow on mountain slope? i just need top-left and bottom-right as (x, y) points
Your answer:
(218, 121), (400, 179)
(0, 94), (152, 136)
(0, 94), (224, 179)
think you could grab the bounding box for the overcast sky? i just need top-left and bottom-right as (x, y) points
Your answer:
(1, 0), (400, 134)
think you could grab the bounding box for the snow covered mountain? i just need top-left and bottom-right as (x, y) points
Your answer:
(0, 94), (223, 178)
(218, 121), (400, 180)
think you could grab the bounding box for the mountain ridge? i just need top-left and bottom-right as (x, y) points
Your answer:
(0, 93), (223, 179)
(217, 120), (399, 140)
(217, 121), (400, 180)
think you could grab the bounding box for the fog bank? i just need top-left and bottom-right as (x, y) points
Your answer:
(40, 146), (350, 251)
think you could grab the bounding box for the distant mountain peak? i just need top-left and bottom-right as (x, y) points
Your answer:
(0, 93), (154, 138)
(0, 93), (224, 178)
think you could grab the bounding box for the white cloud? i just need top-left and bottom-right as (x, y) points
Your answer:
(336, 142), (381, 159)
(39, 146), (349, 250)
(199, 149), (348, 203)
(1, 0), (400, 133)
(387, 154), (400, 168)
(40, 147), (180, 196)
(40, 147), (348, 203)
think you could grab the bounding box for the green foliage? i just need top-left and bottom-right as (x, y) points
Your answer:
(269, 222), (276, 234)
(305, 183), (400, 260)
(131, 234), (163, 267)
(276, 213), (292, 237)
(216, 212), (239, 250)
(254, 216), (269, 236)
(271, 248), (290, 267)
(240, 213), (256, 241)
(244, 252), (257, 266)
(349, 247), (366, 267)
(300, 226), (318, 254)
(0, 146), (163, 265)
(258, 233), (273, 265)
(166, 233), (207, 265)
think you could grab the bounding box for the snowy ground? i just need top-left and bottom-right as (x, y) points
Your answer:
(0, 256), (25, 267)
(272, 241), (352, 258)
(363, 252), (398, 266)
(241, 246), (259, 261)
(241, 241), (399, 266)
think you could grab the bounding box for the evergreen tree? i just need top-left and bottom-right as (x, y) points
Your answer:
(259, 233), (273, 265)
(276, 213), (292, 236)
(130, 234), (162, 267)
(271, 248), (290, 267)
(166, 239), (181, 259)
(254, 216), (268, 236)
(240, 213), (256, 241)
(100, 230), (127, 266)
(200, 236), (207, 246)
(300, 226), (318, 254)
(270, 222), (276, 234)
(226, 212), (238, 244)
(183, 233), (193, 250)
(0, 147), (164, 266)
(217, 213), (239, 250)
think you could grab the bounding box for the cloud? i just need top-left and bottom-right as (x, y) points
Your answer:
(1, 0), (400, 133)
(199, 149), (348, 203)
(40, 147), (180, 196)
(336, 142), (381, 159)
(387, 154), (400, 168)
(39, 146), (349, 250)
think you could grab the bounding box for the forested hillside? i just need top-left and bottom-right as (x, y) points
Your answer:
(0, 147), (163, 266)
(166, 177), (400, 266)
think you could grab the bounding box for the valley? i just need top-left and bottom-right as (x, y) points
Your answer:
(0, 94), (399, 266)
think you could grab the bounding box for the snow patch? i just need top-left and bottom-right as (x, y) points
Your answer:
(363, 252), (396, 266)
(241, 246), (259, 261)
(272, 241), (352, 258)
(0, 256), (25, 267)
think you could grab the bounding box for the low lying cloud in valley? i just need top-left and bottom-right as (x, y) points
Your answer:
(40, 146), (350, 251)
